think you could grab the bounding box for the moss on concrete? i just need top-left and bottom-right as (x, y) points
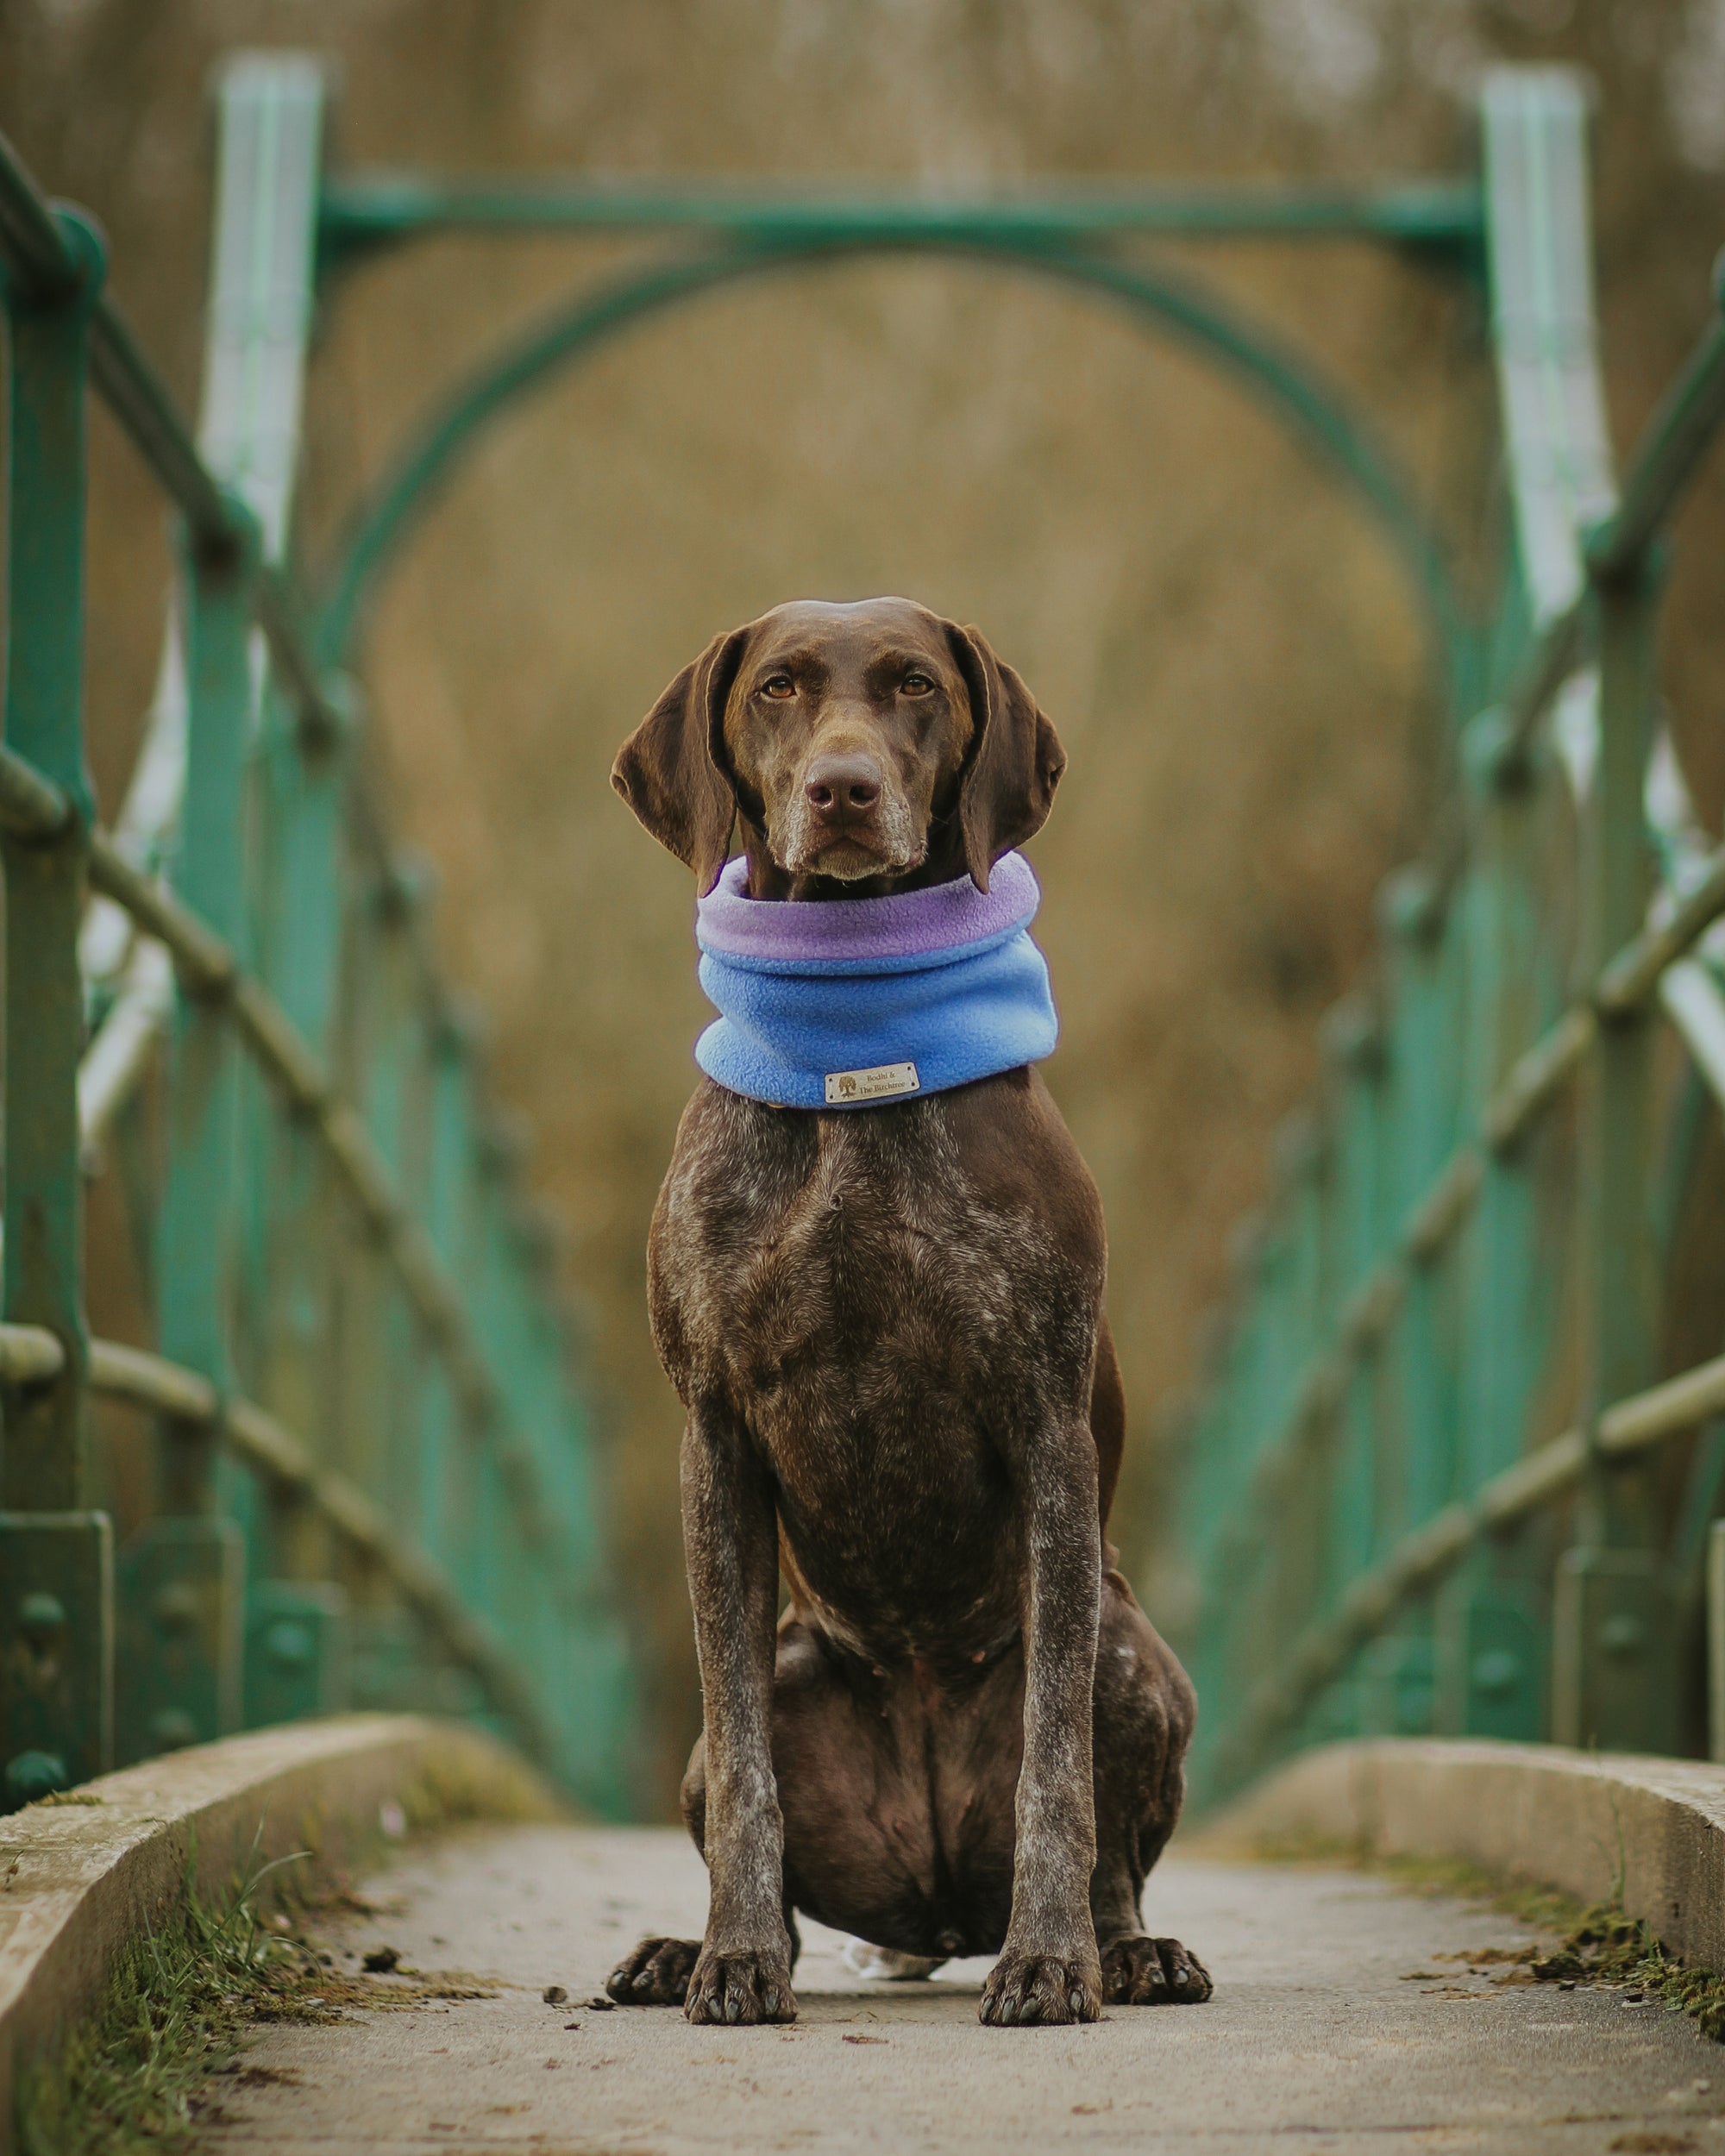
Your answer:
(1531, 1908), (1725, 2044)
(16, 1832), (504, 2156)
(10, 1736), (559, 2156)
(18, 1840), (325, 2154)
(1233, 1825), (1725, 2046)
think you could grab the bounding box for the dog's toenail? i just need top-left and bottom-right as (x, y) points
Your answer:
(1068, 1988), (1084, 2014)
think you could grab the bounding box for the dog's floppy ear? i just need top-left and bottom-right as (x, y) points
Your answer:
(611, 629), (749, 893)
(944, 623), (1066, 893)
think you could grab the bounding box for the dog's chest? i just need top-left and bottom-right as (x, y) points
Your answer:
(651, 1083), (1089, 1654)
(656, 1090), (1062, 1434)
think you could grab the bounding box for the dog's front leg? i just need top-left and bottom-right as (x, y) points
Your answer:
(681, 1395), (796, 2025)
(981, 1414), (1103, 2028)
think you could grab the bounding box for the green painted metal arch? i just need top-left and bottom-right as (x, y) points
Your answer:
(316, 234), (1471, 705)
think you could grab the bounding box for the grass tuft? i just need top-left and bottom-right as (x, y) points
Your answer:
(1529, 1907), (1725, 2042)
(17, 1839), (314, 2156)
(16, 1829), (499, 2156)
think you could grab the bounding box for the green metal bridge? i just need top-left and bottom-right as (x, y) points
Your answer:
(0, 55), (1722, 1821)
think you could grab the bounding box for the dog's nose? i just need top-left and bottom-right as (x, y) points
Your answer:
(804, 754), (882, 823)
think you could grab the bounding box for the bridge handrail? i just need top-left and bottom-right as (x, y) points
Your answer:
(1208, 534), (1718, 1513)
(1183, 81), (1725, 1795)
(1201, 837), (1725, 1561)
(0, 74), (628, 1814)
(1584, 251), (1725, 584)
(0, 109), (585, 1550)
(1209, 1345), (1725, 1781)
(0, 741), (545, 1468)
(0, 1319), (548, 1749)
(0, 130), (343, 749)
(1491, 251), (1725, 780)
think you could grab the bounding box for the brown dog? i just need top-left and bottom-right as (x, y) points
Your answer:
(607, 598), (1209, 2028)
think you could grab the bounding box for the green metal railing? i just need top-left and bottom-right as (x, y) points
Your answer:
(0, 60), (630, 1814)
(1181, 78), (1725, 1802)
(6, 46), (1718, 1823)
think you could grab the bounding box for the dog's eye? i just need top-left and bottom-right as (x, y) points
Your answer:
(761, 674), (796, 700)
(901, 672), (935, 696)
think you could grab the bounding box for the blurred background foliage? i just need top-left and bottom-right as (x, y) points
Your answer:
(3, 0), (1722, 1810)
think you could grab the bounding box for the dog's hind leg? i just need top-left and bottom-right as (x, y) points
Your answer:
(605, 1933), (701, 2006)
(606, 1726), (809, 2009)
(602, 1737), (713, 2007)
(1089, 1569), (1213, 2005)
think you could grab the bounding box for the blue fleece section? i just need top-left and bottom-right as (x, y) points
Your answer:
(694, 922), (1058, 1109)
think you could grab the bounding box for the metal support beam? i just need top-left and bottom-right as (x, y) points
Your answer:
(127, 505), (262, 1759)
(0, 210), (110, 1808)
(0, 211), (101, 1504)
(1438, 713), (1562, 1740)
(0, 76), (629, 1804)
(1554, 557), (1670, 1750)
(315, 239), (1468, 711)
(318, 173), (1485, 257)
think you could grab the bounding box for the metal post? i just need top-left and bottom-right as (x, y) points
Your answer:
(0, 210), (112, 1808)
(1373, 874), (1450, 1742)
(514, 1216), (592, 1785)
(119, 507), (260, 1762)
(1293, 1107), (1358, 1750)
(475, 1139), (530, 1716)
(239, 676), (355, 1725)
(1552, 556), (1670, 1751)
(249, 693), (346, 1576)
(369, 864), (432, 1561)
(346, 862), (436, 1716)
(1326, 1002), (1427, 1737)
(417, 1012), (474, 1575)
(1436, 710), (1559, 1739)
(1377, 870), (1459, 1531)
(196, 52), (351, 1724)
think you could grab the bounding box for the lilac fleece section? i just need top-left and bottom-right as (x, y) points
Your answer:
(688, 851), (1058, 1109)
(695, 850), (1041, 966)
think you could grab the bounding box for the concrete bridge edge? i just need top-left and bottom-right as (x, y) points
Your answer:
(1189, 1736), (1725, 1966)
(0, 1713), (564, 2151)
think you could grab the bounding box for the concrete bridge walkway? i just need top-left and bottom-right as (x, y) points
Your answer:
(195, 1825), (1724, 2155)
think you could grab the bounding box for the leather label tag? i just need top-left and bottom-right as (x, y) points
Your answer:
(824, 1061), (920, 1105)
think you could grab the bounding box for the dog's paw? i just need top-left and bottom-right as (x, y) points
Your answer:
(605, 1935), (701, 2006)
(1100, 1934), (1213, 2005)
(684, 1946), (797, 2025)
(979, 1946), (1101, 2027)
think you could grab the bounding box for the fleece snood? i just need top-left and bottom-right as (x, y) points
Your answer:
(692, 851), (1058, 1111)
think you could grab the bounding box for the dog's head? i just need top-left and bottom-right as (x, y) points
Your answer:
(612, 597), (1065, 897)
